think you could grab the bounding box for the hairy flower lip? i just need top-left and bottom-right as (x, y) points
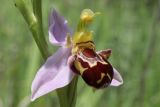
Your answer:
(69, 47), (122, 88)
(31, 9), (123, 101)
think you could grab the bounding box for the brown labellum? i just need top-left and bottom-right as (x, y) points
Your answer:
(70, 48), (114, 88)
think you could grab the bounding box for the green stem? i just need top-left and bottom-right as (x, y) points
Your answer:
(68, 76), (78, 107)
(32, 0), (48, 56)
(15, 0), (49, 59)
(57, 76), (78, 107)
(32, 0), (42, 25)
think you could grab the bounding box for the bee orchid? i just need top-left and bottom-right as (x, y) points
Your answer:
(31, 9), (123, 101)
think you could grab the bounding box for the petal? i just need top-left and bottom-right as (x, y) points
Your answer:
(49, 9), (71, 46)
(110, 68), (123, 86)
(31, 47), (75, 101)
(97, 49), (112, 60)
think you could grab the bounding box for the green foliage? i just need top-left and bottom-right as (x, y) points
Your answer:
(0, 0), (160, 107)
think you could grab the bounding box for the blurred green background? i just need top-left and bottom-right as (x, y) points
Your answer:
(0, 0), (160, 107)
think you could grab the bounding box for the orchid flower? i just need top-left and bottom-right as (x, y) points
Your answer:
(31, 9), (123, 101)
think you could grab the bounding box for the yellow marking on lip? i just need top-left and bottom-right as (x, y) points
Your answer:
(74, 60), (88, 75)
(107, 73), (111, 80)
(97, 73), (105, 84)
(84, 60), (108, 69)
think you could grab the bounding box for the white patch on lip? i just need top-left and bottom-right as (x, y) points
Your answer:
(74, 60), (88, 75)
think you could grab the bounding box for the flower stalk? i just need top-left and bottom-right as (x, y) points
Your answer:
(15, 0), (49, 59)
(32, 0), (48, 55)
(14, 0), (78, 107)
(57, 76), (78, 107)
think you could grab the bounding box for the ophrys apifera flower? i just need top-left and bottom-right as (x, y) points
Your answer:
(31, 9), (123, 101)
